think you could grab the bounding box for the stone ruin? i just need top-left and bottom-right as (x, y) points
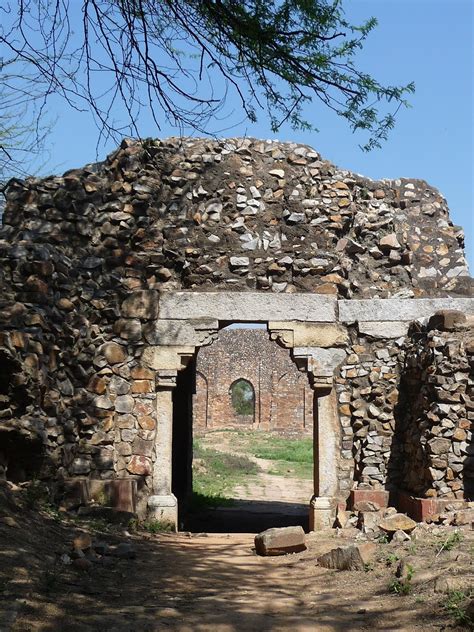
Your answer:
(0, 136), (472, 529)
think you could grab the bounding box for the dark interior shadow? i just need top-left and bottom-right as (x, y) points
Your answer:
(184, 498), (309, 533)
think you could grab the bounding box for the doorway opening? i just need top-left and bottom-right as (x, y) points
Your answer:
(172, 323), (315, 532)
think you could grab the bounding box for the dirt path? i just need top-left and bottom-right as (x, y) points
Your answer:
(190, 431), (314, 532)
(198, 431), (314, 504)
(4, 527), (468, 632)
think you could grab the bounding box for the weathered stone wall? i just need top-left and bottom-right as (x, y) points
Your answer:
(335, 328), (406, 495)
(398, 314), (473, 500)
(0, 136), (472, 518)
(194, 328), (313, 433)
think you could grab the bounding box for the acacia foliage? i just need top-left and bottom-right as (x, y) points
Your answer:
(0, 0), (415, 176)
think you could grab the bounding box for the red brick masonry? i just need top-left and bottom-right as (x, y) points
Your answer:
(194, 328), (313, 434)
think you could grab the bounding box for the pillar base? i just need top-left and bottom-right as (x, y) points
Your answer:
(147, 494), (178, 530)
(309, 496), (336, 531)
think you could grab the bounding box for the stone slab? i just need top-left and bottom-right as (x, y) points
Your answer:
(143, 319), (218, 346)
(159, 292), (337, 322)
(269, 322), (348, 347)
(317, 543), (376, 570)
(338, 298), (474, 323)
(254, 526), (306, 556)
(358, 321), (409, 338)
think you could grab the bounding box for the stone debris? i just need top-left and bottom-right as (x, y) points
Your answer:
(379, 513), (417, 534)
(391, 529), (412, 543)
(61, 533), (137, 570)
(254, 526), (306, 556)
(317, 542), (376, 571)
(72, 533), (92, 551)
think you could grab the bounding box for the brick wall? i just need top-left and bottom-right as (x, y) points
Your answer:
(194, 328), (313, 434)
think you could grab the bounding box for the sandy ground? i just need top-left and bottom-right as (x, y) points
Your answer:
(1, 494), (473, 632)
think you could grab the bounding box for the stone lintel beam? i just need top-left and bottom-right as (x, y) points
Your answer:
(339, 297), (474, 323)
(269, 322), (348, 348)
(358, 321), (409, 339)
(143, 319), (219, 347)
(141, 345), (195, 371)
(159, 292), (337, 322)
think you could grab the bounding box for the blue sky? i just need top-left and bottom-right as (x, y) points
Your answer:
(30, 0), (474, 269)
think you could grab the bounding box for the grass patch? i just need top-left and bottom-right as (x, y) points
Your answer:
(267, 460), (313, 480)
(388, 564), (414, 596)
(441, 590), (473, 627)
(191, 431), (314, 506)
(250, 435), (313, 464)
(191, 439), (260, 509)
(436, 531), (463, 556)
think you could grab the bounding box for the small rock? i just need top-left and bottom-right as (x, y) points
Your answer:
(334, 506), (350, 529)
(269, 169), (285, 179)
(254, 526), (306, 556)
(72, 533), (92, 551)
(391, 529), (411, 543)
(72, 557), (93, 571)
(317, 543), (376, 571)
(379, 513), (417, 534)
(354, 501), (381, 513)
(453, 509), (474, 526)
(357, 511), (381, 532)
(379, 233), (401, 252)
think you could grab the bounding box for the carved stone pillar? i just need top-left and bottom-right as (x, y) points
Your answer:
(143, 320), (219, 529)
(147, 371), (178, 527)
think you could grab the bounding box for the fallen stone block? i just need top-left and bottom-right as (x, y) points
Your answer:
(391, 529), (411, 543)
(453, 509), (474, 526)
(317, 543), (376, 571)
(254, 526), (306, 556)
(357, 511), (381, 532)
(379, 513), (417, 534)
(334, 506), (350, 529)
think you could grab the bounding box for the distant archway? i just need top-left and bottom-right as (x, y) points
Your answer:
(229, 378), (255, 422)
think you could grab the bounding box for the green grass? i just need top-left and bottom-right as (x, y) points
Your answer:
(191, 439), (260, 509)
(441, 590), (473, 627)
(191, 431), (314, 508)
(436, 531), (463, 555)
(267, 460), (313, 480)
(251, 435), (313, 463)
(238, 431), (313, 480)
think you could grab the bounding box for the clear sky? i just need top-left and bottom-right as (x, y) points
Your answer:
(28, 0), (474, 270)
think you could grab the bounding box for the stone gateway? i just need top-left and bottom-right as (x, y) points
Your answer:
(0, 137), (472, 529)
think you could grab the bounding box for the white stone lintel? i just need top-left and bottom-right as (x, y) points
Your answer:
(339, 297), (474, 323)
(160, 292), (337, 322)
